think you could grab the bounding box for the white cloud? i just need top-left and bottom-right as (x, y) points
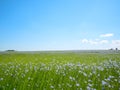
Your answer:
(81, 39), (109, 45)
(106, 40), (120, 49)
(99, 40), (109, 44)
(82, 39), (101, 45)
(81, 39), (89, 43)
(89, 40), (98, 45)
(112, 40), (120, 45)
(100, 33), (114, 37)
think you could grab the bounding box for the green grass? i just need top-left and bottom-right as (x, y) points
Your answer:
(0, 51), (120, 90)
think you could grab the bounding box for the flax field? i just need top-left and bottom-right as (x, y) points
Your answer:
(0, 50), (120, 90)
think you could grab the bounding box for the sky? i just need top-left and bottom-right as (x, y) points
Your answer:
(0, 0), (120, 51)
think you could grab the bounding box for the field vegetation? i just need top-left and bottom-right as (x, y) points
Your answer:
(0, 50), (120, 90)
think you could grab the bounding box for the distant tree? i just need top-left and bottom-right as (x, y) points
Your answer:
(6, 50), (15, 52)
(110, 48), (113, 50)
(115, 48), (118, 51)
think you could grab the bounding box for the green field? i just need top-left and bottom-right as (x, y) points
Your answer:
(0, 50), (120, 90)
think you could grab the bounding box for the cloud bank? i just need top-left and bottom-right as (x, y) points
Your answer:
(100, 33), (114, 37)
(81, 39), (109, 45)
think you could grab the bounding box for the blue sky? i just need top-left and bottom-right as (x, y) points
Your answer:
(0, 0), (120, 51)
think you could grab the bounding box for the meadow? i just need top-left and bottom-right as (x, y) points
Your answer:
(0, 50), (120, 90)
